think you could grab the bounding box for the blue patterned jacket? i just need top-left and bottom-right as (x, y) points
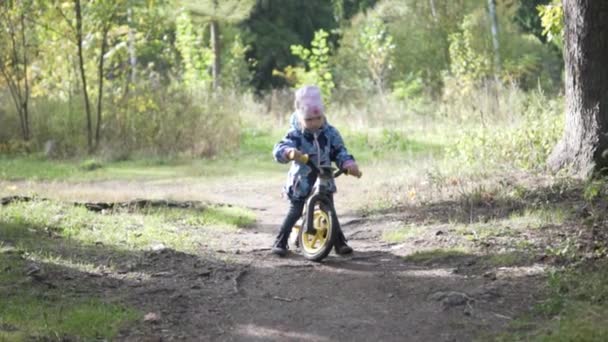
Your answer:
(273, 113), (355, 201)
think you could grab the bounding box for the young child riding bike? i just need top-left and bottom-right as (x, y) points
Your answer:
(271, 85), (361, 257)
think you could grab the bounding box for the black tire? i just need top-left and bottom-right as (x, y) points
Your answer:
(298, 195), (337, 262)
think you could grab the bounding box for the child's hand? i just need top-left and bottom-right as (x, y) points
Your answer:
(287, 148), (307, 163)
(345, 162), (362, 178)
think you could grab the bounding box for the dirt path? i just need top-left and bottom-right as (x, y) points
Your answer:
(1, 177), (546, 341)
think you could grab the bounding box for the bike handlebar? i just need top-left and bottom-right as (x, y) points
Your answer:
(288, 152), (361, 178)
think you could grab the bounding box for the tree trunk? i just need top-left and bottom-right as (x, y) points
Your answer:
(20, 12), (30, 141)
(548, 0), (608, 177)
(210, 20), (220, 90)
(487, 0), (501, 76)
(75, 0), (94, 153)
(429, 0), (438, 21)
(95, 26), (109, 151)
(127, 7), (137, 83)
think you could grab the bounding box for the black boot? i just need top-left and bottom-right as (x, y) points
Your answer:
(334, 229), (353, 255)
(271, 234), (289, 257)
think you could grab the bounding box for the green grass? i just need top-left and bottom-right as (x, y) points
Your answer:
(0, 252), (139, 340)
(0, 126), (446, 182)
(346, 128), (445, 163)
(0, 153), (284, 182)
(508, 207), (569, 229)
(496, 261), (608, 341)
(0, 199), (256, 253)
(382, 224), (428, 243)
(0, 198), (256, 340)
(452, 206), (570, 242)
(402, 247), (471, 264)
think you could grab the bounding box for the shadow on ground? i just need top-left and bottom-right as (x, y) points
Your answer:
(1, 216), (546, 341)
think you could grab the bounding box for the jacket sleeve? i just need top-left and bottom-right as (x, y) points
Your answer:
(273, 129), (301, 164)
(328, 126), (355, 168)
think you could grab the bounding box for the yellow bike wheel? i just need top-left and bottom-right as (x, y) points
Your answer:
(299, 203), (336, 261)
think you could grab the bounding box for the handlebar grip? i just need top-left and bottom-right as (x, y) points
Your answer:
(288, 150), (309, 164)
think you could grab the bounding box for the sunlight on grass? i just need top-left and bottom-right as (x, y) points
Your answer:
(403, 247), (471, 264)
(0, 254), (139, 340)
(27, 252), (113, 274)
(0, 199), (256, 253)
(453, 206), (570, 242)
(382, 224), (427, 243)
(508, 207), (569, 229)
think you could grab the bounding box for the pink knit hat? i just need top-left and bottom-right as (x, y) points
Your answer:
(294, 85), (324, 119)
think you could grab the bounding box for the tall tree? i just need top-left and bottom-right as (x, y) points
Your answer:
(0, 0), (35, 141)
(180, 0), (255, 90)
(548, 0), (608, 176)
(73, 0), (94, 152)
(242, 0), (338, 92)
(487, 0), (501, 76)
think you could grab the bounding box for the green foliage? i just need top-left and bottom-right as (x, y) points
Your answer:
(242, 0), (338, 91)
(222, 34), (252, 91)
(358, 17), (395, 93)
(447, 10), (493, 92)
(80, 158), (103, 171)
(514, 0), (553, 42)
(287, 29), (335, 99)
(446, 5), (560, 94)
(529, 263), (608, 341)
(448, 91), (564, 170)
(175, 10), (213, 87)
(538, 0), (564, 49)
(180, 0), (255, 22)
(391, 75), (424, 101)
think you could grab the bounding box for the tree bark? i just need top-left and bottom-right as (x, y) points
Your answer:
(95, 26), (109, 151)
(210, 19), (221, 90)
(548, 0), (608, 177)
(20, 12), (30, 141)
(429, 0), (438, 21)
(75, 0), (94, 153)
(487, 0), (501, 76)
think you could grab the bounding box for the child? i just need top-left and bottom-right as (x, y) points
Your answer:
(271, 85), (361, 257)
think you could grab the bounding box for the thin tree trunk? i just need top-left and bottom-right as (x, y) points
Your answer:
(95, 26), (109, 151)
(548, 0), (608, 176)
(487, 0), (501, 76)
(20, 12), (30, 141)
(210, 20), (220, 90)
(127, 7), (136, 83)
(5, 13), (28, 141)
(75, 0), (93, 153)
(429, 0), (437, 21)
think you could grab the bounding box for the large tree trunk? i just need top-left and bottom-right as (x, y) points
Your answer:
(548, 0), (608, 177)
(210, 20), (220, 90)
(75, 0), (94, 153)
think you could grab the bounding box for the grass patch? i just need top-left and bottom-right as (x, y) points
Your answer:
(453, 206), (569, 242)
(403, 247), (471, 264)
(382, 224), (427, 243)
(0, 199), (256, 253)
(497, 261), (608, 341)
(141, 205), (256, 230)
(0, 252), (139, 340)
(347, 128), (445, 163)
(508, 207), (569, 230)
(485, 252), (530, 268)
(0, 155), (78, 180)
(0, 127), (445, 183)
